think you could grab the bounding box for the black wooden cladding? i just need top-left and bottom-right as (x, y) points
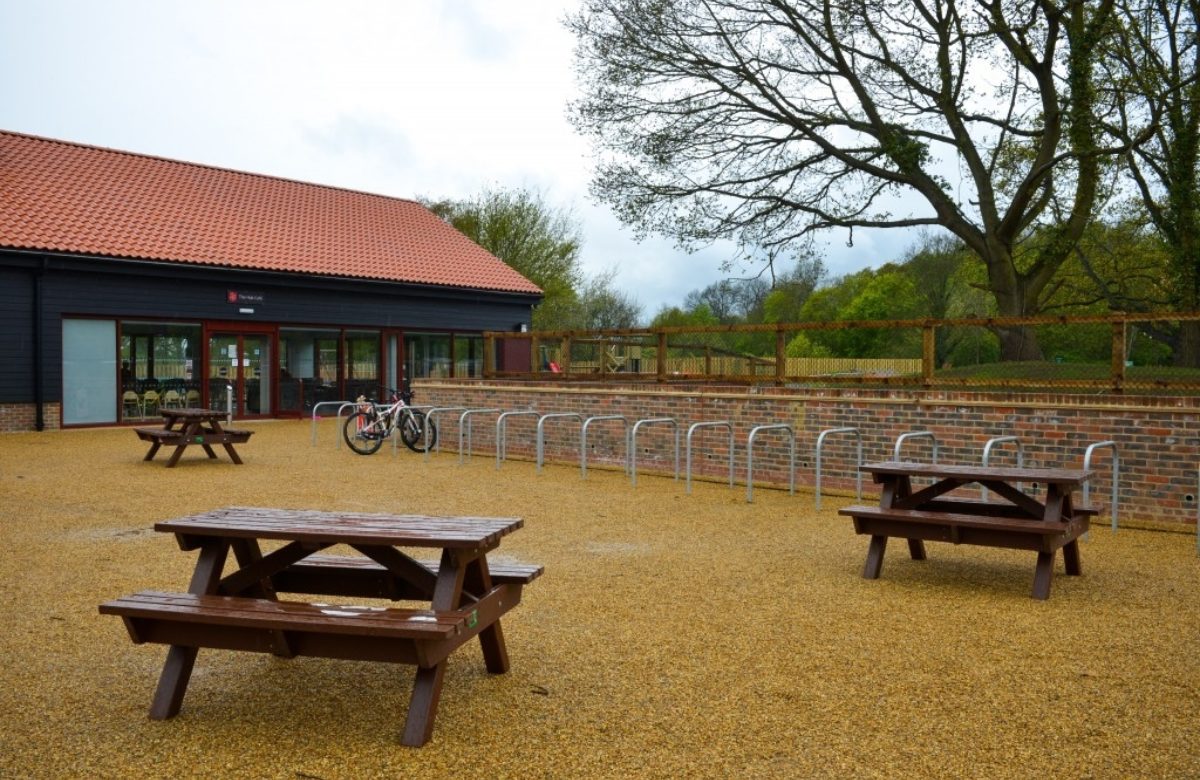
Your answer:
(0, 250), (538, 404)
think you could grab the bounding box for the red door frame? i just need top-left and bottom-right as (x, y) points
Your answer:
(203, 322), (278, 419)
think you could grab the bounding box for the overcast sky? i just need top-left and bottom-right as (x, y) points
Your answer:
(0, 0), (915, 316)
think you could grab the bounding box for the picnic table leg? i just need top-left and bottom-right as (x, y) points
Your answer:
(207, 421), (243, 464)
(463, 555), (510, 674)
(863, 535), (888, 579)
(149, 541), (229, 718)
(906, 539), (927, 560)
(401, 549), (467, 747)
(1061, 540), (1083, 576)
(143, 442), (162, 461)
(1031, 550), (1055, 600)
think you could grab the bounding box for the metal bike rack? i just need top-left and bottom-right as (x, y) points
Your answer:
(333, 401), (363, 449)
(1083, 440), (1120, 533)
(423, 406), (468, 460)
(495, 409), (539, 469)
(629, 417), (679, 487)
(814, 427), (862, 510)
(457, 408), (501, 464)
(390, 404), (433, 455)
(580, 414), (628, 480)
(310, 400), (354, 446)
(981, 436), (1024, 500)
(536, 412), (584, 473)
(225, 384), (234, 426)
(746, 424), (795, 503)
(893, 430), (939, 462)
(685, 421), (735, 494)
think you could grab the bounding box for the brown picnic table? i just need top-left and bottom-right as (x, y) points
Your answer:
(134, 408), (252, 467)
(838, 461), (1094, 599)
(99, 507), (542, 746)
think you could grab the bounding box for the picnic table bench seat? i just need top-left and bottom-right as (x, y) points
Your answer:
(135, 426), (253, 446)
(100, 588), (517, 668)
(272, 554), (543, 600)
(839, 504), (1089, 552)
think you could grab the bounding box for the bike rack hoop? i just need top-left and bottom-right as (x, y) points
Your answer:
(893, 430), (939, 463)
(685, 421), (735, 494)
(536, 412), (585, 473)
(746, 424), (795, 503)
(629, 417), (680, 487)
(423, 407), (469, 460)
(457, 408), (501, 464)
(495, 409), (540, 469)
(581, 415), (628, 480)
(310, 400), (354, 447)
(981, 436), (1024, 500)
(814, 427), (862, 510)
(1082, 440), (1120, 533)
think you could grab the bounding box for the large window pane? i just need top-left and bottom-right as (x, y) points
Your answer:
(405, 333), (451, 379)
(455, 336), (483, 378)
(119, 322), (201, 420)
(63, 319), (117, 425)
(279, 328), (340, 412)
(345, 330), (380, 400)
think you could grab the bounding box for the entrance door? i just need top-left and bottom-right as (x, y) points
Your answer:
(208, 332), (272, 417)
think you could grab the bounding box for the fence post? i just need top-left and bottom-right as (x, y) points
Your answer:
(922, 324), (936, 387)
(1111, 321), (1126, 394)
(560, 336), (571, 374)
(483, 335), (494, 379)
(657, 332), (667, 383)
(530, 335), (540, 376)
(775, 327), (786, 386)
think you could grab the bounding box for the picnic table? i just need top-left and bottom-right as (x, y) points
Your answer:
(838, 461), (1094, 599)
(99, 507), (541, 746)
(134, 408), (252, 467)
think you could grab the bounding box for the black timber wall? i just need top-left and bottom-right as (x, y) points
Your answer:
(0, 250), (538, 405)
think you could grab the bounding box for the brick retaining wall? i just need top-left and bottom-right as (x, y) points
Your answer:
(418, 380), (1200, 529)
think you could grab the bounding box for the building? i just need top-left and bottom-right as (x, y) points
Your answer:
(0, 130), (541, 431)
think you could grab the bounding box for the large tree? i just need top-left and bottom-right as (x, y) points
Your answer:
(569, 0), (1120, 359)
(1101, 0), (1200, 364)
(423, 188), (584, 330)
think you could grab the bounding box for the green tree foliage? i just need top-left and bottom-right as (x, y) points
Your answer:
(569, 0), (1122, 360)
(423, 189), (583, 330)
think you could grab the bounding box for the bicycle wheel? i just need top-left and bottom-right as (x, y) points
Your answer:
(343, 410), (385, 455)
(400, 410), (437, 453)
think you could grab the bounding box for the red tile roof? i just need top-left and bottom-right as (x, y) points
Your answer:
(0, 130), (542, 295)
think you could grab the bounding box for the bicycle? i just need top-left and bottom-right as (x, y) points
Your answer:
(342, 384), (437, 455)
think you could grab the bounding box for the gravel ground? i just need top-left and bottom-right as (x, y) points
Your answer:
(0, 420), (1197, 779)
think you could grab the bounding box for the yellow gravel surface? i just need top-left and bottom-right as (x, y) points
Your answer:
(0, 421), (1197, 779)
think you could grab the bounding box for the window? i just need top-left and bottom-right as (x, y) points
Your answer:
(454, 335), (483, 378)
(405, 333), (451, 379)
(119, 322), (201, 420)
(279, 328), (340, 412)
(344, 330), (381, 400)
(63, 319), (117, 425)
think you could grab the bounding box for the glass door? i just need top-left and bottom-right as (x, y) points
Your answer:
(208, 332), (272, 418)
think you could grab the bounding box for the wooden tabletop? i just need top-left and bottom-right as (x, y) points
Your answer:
(155, 506), (524, 549)
(861, 460), (1093, 485)
(160, 408), (225, 420)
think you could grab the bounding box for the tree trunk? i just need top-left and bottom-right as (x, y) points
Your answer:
(1175, 320), (1200, 369)
(985, 252), (1046, 362)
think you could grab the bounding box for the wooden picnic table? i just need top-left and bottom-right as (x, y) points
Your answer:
(838, 461), (1094, 599)
(134, 408), (252, 467)
(99, 507), (541, 746)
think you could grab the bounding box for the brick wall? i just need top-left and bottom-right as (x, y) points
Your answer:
(417, 380), (1200, 529)
(0, 403), (60, 432)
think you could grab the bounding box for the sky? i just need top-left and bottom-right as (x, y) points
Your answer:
(0, 0), (914, 316)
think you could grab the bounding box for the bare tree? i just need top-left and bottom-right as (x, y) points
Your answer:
(570, 0), (1120, 359)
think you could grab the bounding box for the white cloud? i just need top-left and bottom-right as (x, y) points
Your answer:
(0, 0), (910, 317)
